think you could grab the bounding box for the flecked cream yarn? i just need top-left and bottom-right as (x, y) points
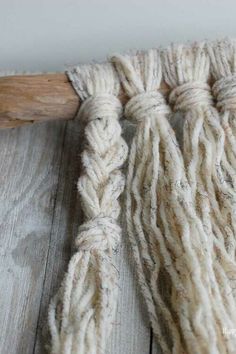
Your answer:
(48, 63), (128, 354)
(162, 42), (236, 301)
(112, 47), (236, 354)
(162, 42), (236, 353)
(48, 39), (236, 354)
(163, 43), (236, 267)
(207, 39), (236, 259)
(112, 50), (182, 352)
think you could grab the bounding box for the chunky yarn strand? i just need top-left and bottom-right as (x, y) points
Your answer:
(48, 63), (128, 354)
(112, 49), (233, 354)
(207, 38), (236, 260)
(162, 42), (236, 353)
(162, 43), (236, 261)
(112, 50), (182, 353)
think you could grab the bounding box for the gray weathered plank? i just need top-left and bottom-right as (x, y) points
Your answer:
(107, 121), (152, 354)
(0, 121), (66, 354)
(34, 120), (83, 353)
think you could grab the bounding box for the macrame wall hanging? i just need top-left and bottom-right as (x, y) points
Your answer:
(3, 38), (236, 354)
(46, 38), (236, 354)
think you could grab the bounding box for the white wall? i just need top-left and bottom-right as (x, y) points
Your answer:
(0, 0), (236, 72)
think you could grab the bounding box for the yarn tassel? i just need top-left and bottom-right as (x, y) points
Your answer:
(162, 43), (236, 262)
(112, 49), (236, 353)
(207, 38), (236, 259)
(48, 63), (128, 354)
(162, 42), (236, 352)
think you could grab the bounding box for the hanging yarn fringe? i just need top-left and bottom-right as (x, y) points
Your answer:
(162, 42), (236, 353)
(112, 48), (236, 354)
(207, 38), (236, 260)
(46, 39), (236, 354)
(48, 63), (128, 354)
(162, 42), (236, 263)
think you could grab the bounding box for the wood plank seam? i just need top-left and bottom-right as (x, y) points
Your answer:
(32, 123), (68, 354)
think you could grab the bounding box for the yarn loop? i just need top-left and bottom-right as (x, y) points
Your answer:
(169, 82), (212, 111)
(75, 216), (121, 252)
(78, 94), (122, 122)
(125, 91), (170, 122)
(212, 75), (236, 111)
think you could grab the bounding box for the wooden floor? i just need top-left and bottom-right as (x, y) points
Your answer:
(0, 119), (160, 354)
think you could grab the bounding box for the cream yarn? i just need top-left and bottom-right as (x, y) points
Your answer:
(47, 40), (236, 354)
(112, 50), (182, 353)
(207, 38), (236, 259)
(48, 63), (128, 354)
(162, 42), (236, 353)
(163, 43), (236, 260)
(113, 47), (236, 354)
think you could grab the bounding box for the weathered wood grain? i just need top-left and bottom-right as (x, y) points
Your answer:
(0, 121), (66, 354)
(33, 120), (83, 353)
(106, 121), (152, 354)
(0, 74), (79, 129)
(0, 73), (170, 129)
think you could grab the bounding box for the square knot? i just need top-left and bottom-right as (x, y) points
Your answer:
(75, 216), (121, 252)
(125, 91), (170, 123)
(212, 75), (236, 112)
(169, 82), (212, 112)
(78, 94), (122, 122)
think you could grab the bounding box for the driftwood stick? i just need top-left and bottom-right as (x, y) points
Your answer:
(0, 73), (170, 129)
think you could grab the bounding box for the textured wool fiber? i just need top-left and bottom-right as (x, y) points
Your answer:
(48, 39), (236, 354)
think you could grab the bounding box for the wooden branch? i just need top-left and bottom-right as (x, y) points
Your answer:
(0, 73), (170, 129)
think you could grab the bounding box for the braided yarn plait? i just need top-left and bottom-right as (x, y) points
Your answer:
(48, 63), (128, 354)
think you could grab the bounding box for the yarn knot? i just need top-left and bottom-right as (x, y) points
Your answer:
(125, 91), (170, 123)
(78, 94), (122, 122)
(169, 82), (212, 112)
(212, 75), (236, 112)
(75, 216), (121, 252)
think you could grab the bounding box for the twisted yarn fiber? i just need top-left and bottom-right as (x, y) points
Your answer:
(112, 49), (235, 354)
(48, 63), (128, 354)
(162, 43), (236, 353)
(163, 43), (236, 262)
(208, 39), (236, 260)
(112, 50), (177, 353)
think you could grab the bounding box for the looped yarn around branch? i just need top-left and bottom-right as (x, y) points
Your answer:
(212, 75), (236, 112)
(75, 216), (121, 252)
(125, 91), (170, 122)
(68, 63), (120, 99)
(78, 94), (122, 122)
(169, 82), (212, 111)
